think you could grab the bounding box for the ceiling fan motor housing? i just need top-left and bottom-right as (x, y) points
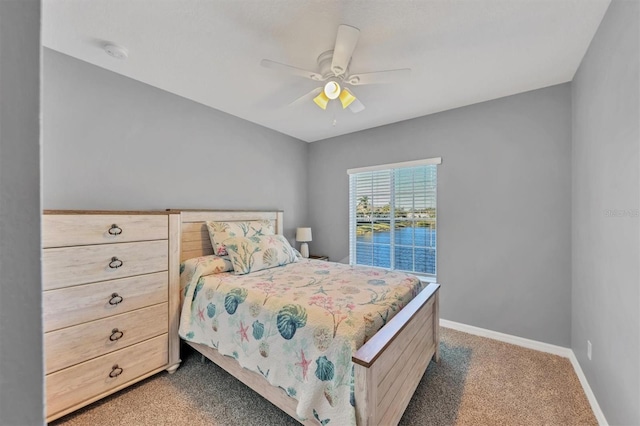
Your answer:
(317, 50), (348, 81)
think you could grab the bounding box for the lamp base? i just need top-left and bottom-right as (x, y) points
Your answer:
(300, 242), (309, 258)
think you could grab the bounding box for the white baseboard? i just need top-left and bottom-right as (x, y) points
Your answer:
(439, 319), (572, 357)
(439, 318), (608, 425)
(568, 351), (608, 426)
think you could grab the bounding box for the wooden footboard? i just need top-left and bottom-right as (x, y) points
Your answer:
(352, 283), (440, 425)
(187, 283), (439, 426)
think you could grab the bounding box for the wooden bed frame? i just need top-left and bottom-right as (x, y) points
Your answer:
(171, 210), (440, 425)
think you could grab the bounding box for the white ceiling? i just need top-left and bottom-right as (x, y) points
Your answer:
(43, 0), (610, 142)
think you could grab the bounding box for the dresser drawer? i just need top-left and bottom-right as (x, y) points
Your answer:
(43, 214), (167, 248)
(43, 272), (168, 332)
(45, 303), (168, 374)
(43, 240), (168, 290)
(46, 334), (168, 419)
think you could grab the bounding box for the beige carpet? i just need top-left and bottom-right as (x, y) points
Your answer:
(52, 328), (596, 425)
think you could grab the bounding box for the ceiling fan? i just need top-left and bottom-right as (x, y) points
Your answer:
(261, 24), (411, 113)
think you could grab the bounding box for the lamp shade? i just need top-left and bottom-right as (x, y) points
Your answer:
(339, 88), (356, 109)
(296, 227), (312, 242)
(313, 92), (329, 110)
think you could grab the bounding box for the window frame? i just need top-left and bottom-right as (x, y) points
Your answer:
(348, 157), (441, 278)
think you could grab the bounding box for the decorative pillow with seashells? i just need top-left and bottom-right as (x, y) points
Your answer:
(223, 234), (297, 275)
(206, 220), (274, 257)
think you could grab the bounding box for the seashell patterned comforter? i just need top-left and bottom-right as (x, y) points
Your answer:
(178, 258), (424, 425)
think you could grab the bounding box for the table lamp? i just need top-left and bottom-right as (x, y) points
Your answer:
(296, 227), (312, 258)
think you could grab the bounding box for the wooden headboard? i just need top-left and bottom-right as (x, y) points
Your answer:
(173, 210), (284, 262)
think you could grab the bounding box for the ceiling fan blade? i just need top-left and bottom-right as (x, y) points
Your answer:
(346, 68), (411, 85)
(348, 97), (365, 113)
(288, 87), (323, 107)
(261, 59), (324, 82)
(331, 25), (360, 76)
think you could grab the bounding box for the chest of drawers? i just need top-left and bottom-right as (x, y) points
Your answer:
(42, 211), (181, 422)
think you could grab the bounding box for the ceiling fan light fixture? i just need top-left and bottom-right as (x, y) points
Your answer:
(323, 81), (341, 100)
(313, 92), (330, 110)
(261, 23), (409, 117)
(339, 88), (356, 109)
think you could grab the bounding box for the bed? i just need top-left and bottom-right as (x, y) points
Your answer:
(171, 210), (440, 425)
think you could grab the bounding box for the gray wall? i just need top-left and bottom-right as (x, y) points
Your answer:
(41, 5), (640, 420)
(0, 0), (43, 424)
(43, 49), (309, 241)
(571, 0), (640, 424)
(309, 84), (572, 347)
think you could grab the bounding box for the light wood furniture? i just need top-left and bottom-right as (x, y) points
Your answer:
(174, 210), (440, 426)
(42, 210), (181, 422)
(308, 254), (329, 261)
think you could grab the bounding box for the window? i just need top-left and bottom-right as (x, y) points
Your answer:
(348, 158), (440, 277)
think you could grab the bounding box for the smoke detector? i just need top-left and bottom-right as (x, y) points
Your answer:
(104, 44), (128, 60)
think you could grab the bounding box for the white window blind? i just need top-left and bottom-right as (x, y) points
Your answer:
(349, 158), (439, 276)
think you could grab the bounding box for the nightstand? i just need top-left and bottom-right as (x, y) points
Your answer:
(309, 255), (329, 261)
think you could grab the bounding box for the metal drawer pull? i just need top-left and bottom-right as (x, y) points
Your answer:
(108, 257), (123, 269)
(109, 364), (123, 378)
(109, 328), (124, 341)
(108, 293), (123, 305)
(108, 224), (123, 235)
